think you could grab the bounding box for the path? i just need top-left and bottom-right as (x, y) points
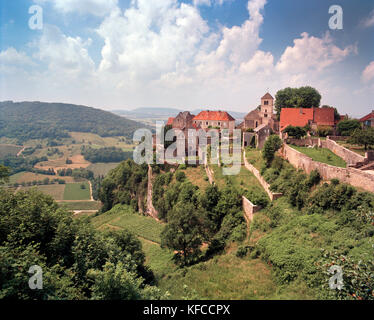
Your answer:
(17, 146), (26, 157)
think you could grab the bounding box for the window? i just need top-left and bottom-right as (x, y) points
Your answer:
(218, 122), (221, 125)
(206, 122), (208, 125)
(264, 101), (269, 105)
(264, 114), (268, 118)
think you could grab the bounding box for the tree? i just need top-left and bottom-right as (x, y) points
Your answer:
(317, 126), (333, 138)
(263, 135), (283, 167)
(283, 126), (307, 139)
(349, 128), (374, 150)
(161, 202), (205, 266)
(275, 86), (321, 116)
(337, 119), (361, 136)
(87, 262), (164, 300)
(0, 165), (10, 185)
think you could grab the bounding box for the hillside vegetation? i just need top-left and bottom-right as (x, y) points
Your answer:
(0, 101), (147, 143)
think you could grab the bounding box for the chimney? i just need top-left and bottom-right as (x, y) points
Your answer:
(300, 107), (303, 115)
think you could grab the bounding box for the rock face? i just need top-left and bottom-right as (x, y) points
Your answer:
(146, 165), (159, 220)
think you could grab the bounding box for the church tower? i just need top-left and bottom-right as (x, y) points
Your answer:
(260, 92), (274, 125)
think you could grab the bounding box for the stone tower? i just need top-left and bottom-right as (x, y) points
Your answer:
(260, 92), (274, 125)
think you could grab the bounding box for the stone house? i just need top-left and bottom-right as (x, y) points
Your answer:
(360, 110), (374, 127)
(280, 107), (336, 132)
(193, 111), (236, 130)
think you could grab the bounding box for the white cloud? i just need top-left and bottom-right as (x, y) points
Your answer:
(362, 61), (374, 83)
(1, 0), (361, 113)
(97, 0), (209, 81)
(35, 0), (118, 16)
(193, 0), (229, 6)
(361, 9), (374, 28)
(0, 47), (34, 66)
(33, 25), (95, 79)
(276, 32), (356, 74)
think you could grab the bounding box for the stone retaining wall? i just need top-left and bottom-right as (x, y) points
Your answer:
(242, 196), (261, 221)
(243, 151), (283, 201)
(324, 138), (365, 166)
(280, 144), (374, 193)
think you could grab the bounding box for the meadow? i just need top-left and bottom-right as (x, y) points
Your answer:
(59, 201), (102, 211)
(87, 162), (120, 177)
(63, 182), (91, 200)
(0, 144), (22, 158)
(290, 145), (347, 168)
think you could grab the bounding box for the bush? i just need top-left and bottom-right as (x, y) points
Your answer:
(263, 135), (283, 167)
(175, 171), (186, 182)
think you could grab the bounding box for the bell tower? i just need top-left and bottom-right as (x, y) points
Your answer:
(260, 92), (274, 125)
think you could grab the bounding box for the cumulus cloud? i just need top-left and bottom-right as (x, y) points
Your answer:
(33, 25), (95, 79)
(362, 61), (374, 83)
(276, 32), (356, 74)
(0, 47), (35, 66)
(361, 9), (374, 28)
(193, 0), (229, 6)
(35, 0), (118, 16)
(1, 0), (359, 111)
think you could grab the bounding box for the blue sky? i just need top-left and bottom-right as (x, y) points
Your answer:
(0, 0), (373, 117)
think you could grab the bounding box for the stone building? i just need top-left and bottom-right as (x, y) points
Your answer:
(360, 110), (374, 128)
(279, 107), (336, 132)
(242, 93), (279, 132)
(193, 111), (236, 130)
(167, 111), (196, 129)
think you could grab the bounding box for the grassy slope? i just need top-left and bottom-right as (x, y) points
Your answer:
(91, 204), (313, 300)
(290, 145), (346, 168)
(63, 182), (91, 200)
(87, 163), (120, 177)
(183, 166), (210, 190)
(0, 144), (22, 158)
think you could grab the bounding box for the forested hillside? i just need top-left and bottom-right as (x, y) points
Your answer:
(0, 101), (147, 143)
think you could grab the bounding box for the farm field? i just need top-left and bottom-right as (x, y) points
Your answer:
(59, 201), (102, 211)
(9, 171), (75, 184)
(0, 144), (23, 158)
(290, 145), (347, 168)
(19, 185), (66, 200)
(69, 132), (135, 151)
(34, 154), (91, 172)
(63, 182), (91, 200)
(87, 162), (120, 177)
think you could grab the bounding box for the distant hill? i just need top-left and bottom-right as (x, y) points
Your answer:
(0, 101), (148, 143)
(113, 107), (246, 122)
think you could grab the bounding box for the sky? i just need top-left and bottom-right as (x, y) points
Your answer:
(0, 0), (373, 117)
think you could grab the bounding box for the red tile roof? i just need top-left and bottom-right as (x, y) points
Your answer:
(166, 117), (175, 126)
(280, 108), (314, 131)
(360, 111), (374, 122)
(313, 107), (335, 126)
(193, 111), (235, 121)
